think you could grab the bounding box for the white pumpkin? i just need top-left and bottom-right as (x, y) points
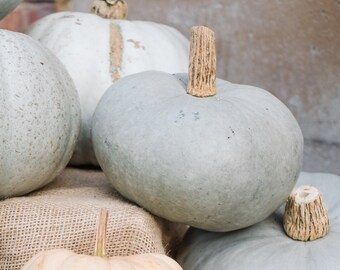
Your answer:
(27, 0), (189, 166)
(91, 27), (303, 231)
(177, 172), (340, 270)
(22, 209), (183, 270)
(0, 30), (80, 199)
(23, 250), (183, 270)
(0, 0), (20, 19)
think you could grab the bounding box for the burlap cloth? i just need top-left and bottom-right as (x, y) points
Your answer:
(0, 168), (187, 269)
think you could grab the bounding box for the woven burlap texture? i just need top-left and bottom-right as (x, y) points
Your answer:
(0, 168), (186, 270)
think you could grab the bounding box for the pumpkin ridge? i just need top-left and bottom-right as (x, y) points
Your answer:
(109, 22), (123, 81)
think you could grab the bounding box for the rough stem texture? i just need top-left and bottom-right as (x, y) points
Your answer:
(283, 185), (329, 241)
(110, 22), (123, 81)
(94, 208), (109, 257)
(92, 0), (128, 20)
(187, 26), (216, 97)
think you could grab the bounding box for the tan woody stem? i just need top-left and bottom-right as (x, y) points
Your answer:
(92, 0), (128, 20)
(187, 26), (216, 97)
(283, 186), (329, 241)
(94, 208), (109, 257)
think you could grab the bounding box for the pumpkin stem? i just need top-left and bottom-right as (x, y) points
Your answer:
(283, 185), (329, 241)
(94, 208), (109, 257)
(187, 26), (216, 97)
(92, 0), (128, 20)
(55, 0), (70, 12)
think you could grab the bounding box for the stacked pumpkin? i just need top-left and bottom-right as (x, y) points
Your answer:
(91, 25), (304, 232)
(0, 27), (81, 199)
(177, 172), (340, 270)
(26, 0), (189, 166)
(1, 0), (338, 269)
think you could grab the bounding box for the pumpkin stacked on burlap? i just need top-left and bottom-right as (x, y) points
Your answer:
(91, 26), (304, 232)
(0, 29), (81, 199)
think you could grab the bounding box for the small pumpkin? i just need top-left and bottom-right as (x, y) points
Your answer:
(27, 0), (189, 166)
(177, 172), (339, 270)
(91, 26), (303, 231)
(0, 30), (80, 199)
(0, 0), (20, 19)
(22, 209), (183, 270)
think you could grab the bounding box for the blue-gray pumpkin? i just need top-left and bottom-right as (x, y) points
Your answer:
(0, 30), (80, 198)
(177, 172), (339, 270)
(92, 26), (303, 232)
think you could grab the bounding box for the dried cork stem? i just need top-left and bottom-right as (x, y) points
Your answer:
(94, 208), (109, 257)
(92, 0), (128, 20)
(187, 26), (216, 97)
(283, 185), (329, 241)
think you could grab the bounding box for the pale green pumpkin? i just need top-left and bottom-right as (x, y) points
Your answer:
(0, 30), (80, 198)
(92, 27), (303, 232)
(177, 172), (340, 270)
